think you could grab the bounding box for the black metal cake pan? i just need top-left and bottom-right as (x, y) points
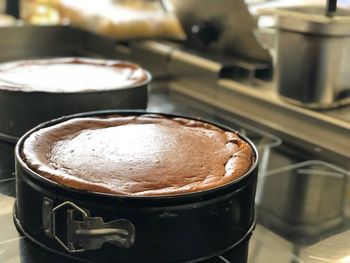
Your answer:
(0, 64), (151, 137)
(14, 110), (258, 263)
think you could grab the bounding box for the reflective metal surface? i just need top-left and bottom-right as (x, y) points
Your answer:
(257, 6), (350, 108)
(275, 18), (350, 108)
(259, 160), (349, 237)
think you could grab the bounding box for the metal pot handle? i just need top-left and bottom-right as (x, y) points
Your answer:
(42, 197), (135, 252)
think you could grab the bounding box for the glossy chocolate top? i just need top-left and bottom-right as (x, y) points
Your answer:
(0, 57), (148, 92)
(21, 114), (255, 196)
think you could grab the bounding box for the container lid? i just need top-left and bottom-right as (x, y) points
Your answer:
(275, 6), (350, 36)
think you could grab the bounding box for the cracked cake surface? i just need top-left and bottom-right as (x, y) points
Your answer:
(21, 114), (255, 196)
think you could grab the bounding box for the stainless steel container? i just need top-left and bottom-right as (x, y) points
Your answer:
(258, 160), (349, 238)
(274, 6), (350, 109)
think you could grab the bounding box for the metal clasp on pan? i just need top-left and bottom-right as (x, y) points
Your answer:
(42, 197), (135, 252)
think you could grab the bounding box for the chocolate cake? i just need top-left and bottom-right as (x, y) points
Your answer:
(0, 57), (148, 92)
(21, 114), (255, 196)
